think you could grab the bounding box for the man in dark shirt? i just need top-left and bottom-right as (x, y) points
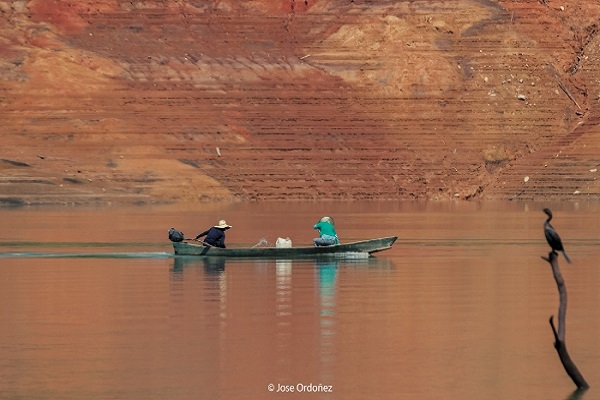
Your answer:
(194, 220), (232, 248)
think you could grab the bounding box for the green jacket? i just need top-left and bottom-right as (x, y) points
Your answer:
(313, 221), (339, 243)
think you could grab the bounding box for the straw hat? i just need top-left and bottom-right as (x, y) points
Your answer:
(215, 220), (232, 229)
(320, 216), (335, 226)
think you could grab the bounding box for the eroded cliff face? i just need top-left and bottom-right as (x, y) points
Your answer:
(1, 0), (600, 206)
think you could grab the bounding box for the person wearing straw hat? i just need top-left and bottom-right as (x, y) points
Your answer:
(194, 219), (232, 248)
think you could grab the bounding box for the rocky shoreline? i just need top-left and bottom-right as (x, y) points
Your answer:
(2, 1), (600, 206)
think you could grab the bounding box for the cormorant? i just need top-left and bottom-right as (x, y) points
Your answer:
(543, 208), (572, 264)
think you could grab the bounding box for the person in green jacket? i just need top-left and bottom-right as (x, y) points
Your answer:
(313, 216), (340, 246)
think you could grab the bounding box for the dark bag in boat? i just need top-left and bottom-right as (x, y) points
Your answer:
(168, 227), (185, 242)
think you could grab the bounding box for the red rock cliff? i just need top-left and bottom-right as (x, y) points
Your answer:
(1, 0), (600, 205)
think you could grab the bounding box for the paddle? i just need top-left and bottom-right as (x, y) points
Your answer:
(184, 238), (214, 247)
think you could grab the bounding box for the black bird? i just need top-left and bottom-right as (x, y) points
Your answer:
(543, 208), (571, 263)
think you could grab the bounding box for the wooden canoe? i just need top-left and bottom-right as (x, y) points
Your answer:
(172, 236), (397, 258)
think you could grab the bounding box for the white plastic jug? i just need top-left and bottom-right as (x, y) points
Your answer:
(275, 237), (293, 248)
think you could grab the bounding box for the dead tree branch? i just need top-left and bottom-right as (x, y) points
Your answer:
(543, 251), (589, 390)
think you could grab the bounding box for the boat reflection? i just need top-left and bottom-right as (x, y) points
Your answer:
(172, 256), (226, 277)
(169, 256), (392, 384)
(171, 256), (391, 277)
(316, 259), (337, 317)
(315, 259), (338, 378)
(171, 256), (391, 312)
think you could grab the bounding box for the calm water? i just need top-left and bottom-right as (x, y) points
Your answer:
(0, 201), (599, 400)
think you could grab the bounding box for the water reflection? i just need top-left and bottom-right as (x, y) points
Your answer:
(315, 260), (338, 382)
(565, 388), (588, 400)
(275, 260), (292, 319)
(171, 256), (390, 276)
(169, 257), (389, 323)
(316, 260), (338, 317)
(168, 256), (392, 396)
(172, 256), (226, 275)
(171, 256), (228, 321)
(203, 257), (227, 274)
(170, 257), (390, 326)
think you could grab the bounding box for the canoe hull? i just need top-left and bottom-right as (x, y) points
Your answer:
(172, 236), (397, 258)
